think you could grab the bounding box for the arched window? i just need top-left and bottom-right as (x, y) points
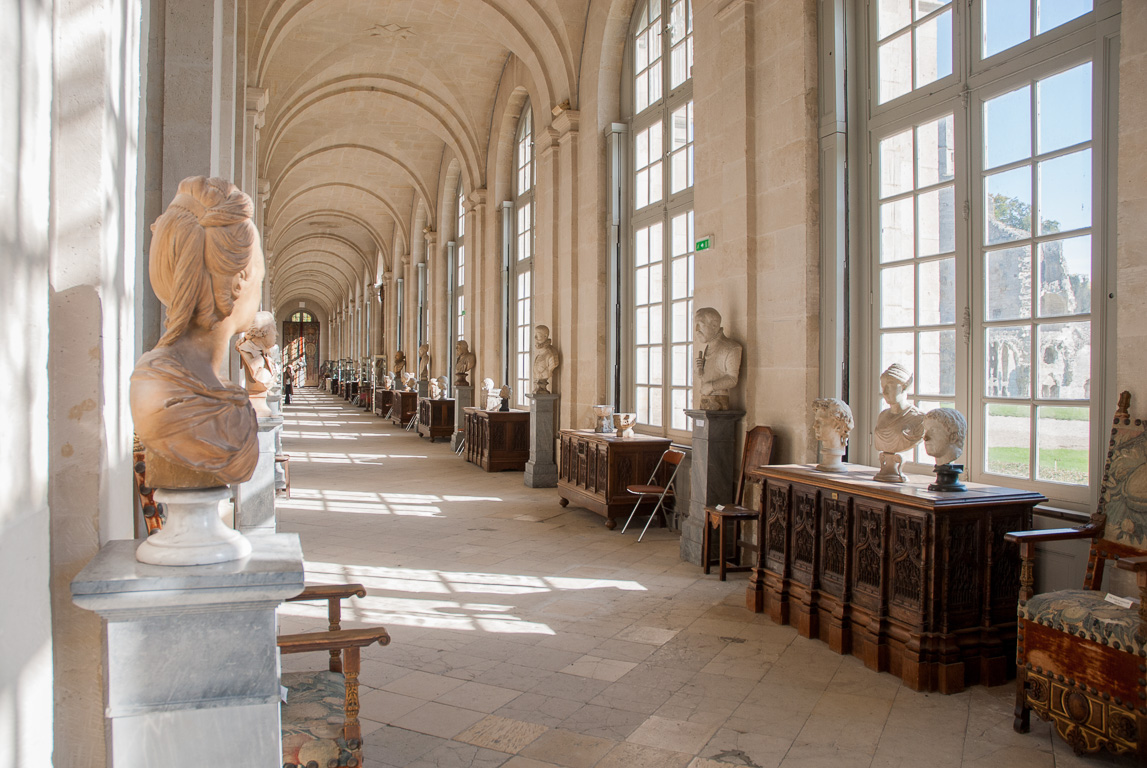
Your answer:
(454, 183), (466, 344)
(512, 104), (535, 407)
(859, 1), (1116, 508)
(628, 0), (694, 434)
(290, 311), (314, 323)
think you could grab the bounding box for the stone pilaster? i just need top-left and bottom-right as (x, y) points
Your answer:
(525, 393), (559, 487)
(681, 409), (745, 565)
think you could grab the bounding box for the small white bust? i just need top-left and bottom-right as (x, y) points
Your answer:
(872, 363), (926, 482)
(813, 397), (854, 473)
(433, 376), (448, 400)
(923, 408), (967, 467)
(401, 371), (416, 391)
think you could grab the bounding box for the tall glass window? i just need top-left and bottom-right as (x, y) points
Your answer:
(865, 0), (1110, 507)
(630, 0), (694, 434)
(513, 105), (535, 407)
(455, 185), (466, 342)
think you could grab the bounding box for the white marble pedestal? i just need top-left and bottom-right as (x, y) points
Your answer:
(452, 385), (473, 451)
(235, 415), (283, 534)
(524, 393), (559, 487)
(71, 534), (304, 768)
(681, 409), (744, 565)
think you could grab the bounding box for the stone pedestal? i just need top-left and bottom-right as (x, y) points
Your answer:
(681, 409), (745, 565)
(71, 534), (305, 768)
(524, 393), (559, 487)
(235, 415), (283, 534)
(417, 379), (429, 399)
(452, 385), (473, 451)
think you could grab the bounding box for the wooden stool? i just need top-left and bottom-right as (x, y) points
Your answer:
(274, 453), (290, 499)
(703, 505), (757, 581)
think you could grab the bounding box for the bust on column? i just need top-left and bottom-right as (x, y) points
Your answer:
(694, 307), (743, 410)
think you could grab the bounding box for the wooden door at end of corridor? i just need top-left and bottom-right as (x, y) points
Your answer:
(283, 311), (320, 386)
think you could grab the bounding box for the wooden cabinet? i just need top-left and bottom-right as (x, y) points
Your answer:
(418, 398), (455, 442)
(391, 390), (417, 426)
(557, 430), (672, 529)
(464, 409), (530, 471)
(374, 388), (394, 418)
(746, 463), (1044, 693)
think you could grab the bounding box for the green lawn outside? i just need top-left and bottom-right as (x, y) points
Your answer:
(988, 404), (1089, 421)
(986, 447), (1089, 485)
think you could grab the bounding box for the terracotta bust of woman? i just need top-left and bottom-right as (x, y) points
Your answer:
(130, 176), (265, 488)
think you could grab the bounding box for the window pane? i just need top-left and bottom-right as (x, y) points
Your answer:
(879, 32), (913, 104)
(671, 302), (689, 342)
(636, 72), (649, 113)
(914, 9), (953, 89)
(1036, 405), (1089, 485)
(881, 332), (915, 374)
(1038, 235), (1090, 317)
(918, 329), (956, 396)
(918, 257), (955, 325)
(881, 264), (916, 328)
(1036, 0), (1092, 35)
(880, 198), (915, 263)
(879, 0), (911, 40)
(671, 151), (687, 194)
(636, 227), (649, 267)
(649, 60), (663, 103)
(637, 348), (649, 383)
(649, 301), (663, 343)
(984, 85), (1031, 170)
(649, 345), (663, 384)
(672, 258), (689, 299)
(1038, 63), (1091, 154)
(671, 388), (689, 430)
(985, 167), (1032, 245)
(649, 161), (663, 204)
(672, 214), (689, 257)
(636, 170), (649, 209)
(636, 305), (649, 344)
(1038, 149), (1091, 234)
(880, 129), (914, 198)
(637, 386), (649, 423)
(917, 185), (955, 256)
(648, 387), (663, 427)
(916, 115), (954, 186)
(985, 245), (1032, 321)
(671, 344), (689, 386)
(983, 0), (1030, 58)
(987, 326), (1032, 398)
(986, 403), (1031, 478)
(1036, 321), (1090, 399)
(915, 0), (948, 19)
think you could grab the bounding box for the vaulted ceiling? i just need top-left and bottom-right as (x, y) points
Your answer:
(251, 0), (589, 315)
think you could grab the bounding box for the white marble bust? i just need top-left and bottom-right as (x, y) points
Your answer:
(532, 325), (560, 394)
(694, 307), (743, 410)
(923, 407), (967, 467)
(872, 363), (926, 482)
(235, 310), (278, 418)
(812, 397), (853, 473)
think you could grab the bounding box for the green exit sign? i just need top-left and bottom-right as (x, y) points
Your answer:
(696, 236), (712, 251)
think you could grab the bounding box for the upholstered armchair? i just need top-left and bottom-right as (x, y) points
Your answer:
(279, 584), (390, 768)
(1006, 391), (1147, 759)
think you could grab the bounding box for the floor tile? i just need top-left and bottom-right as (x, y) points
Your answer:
(627, 715), (720, 754)
(456, 714), (550, 753)
(517, 728), (616, 768)
(390, 701), (487, 739)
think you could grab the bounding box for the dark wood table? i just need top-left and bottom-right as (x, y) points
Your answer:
(418, 398), (456, 442)
(746, 463), (1044, 693)
(392, 390), (417, 426)
(374, 388), (394, 418)
(557, 430), (672, 529)
(464, 409), (530, 471)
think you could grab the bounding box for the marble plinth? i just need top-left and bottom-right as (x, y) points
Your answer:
(452, 385), (473, 451)
(136, 487), (252, 566)
(72, 535), (305, 768)
(524, 393), (559, 488)
(235, 415), (283, 534)
(681, 409), (744, 565)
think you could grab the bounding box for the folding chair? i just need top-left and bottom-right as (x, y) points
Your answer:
(621, 448), (685, 541)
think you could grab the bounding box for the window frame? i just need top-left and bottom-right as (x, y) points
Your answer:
(856, 0), (1119, 510)
(623, 0), (696, 438)
(511, 103), (535, 409)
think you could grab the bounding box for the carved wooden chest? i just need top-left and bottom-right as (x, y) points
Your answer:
(746, 463), (1044, 693)
(556, 430), (672, 529)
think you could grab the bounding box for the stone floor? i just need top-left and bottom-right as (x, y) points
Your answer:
(277, 388), (1133, 768)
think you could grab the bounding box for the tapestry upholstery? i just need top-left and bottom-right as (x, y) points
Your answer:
(1020, 589), (1144, 655)
(1100, 425), (1147, 550)
(281, 669), (354, 768)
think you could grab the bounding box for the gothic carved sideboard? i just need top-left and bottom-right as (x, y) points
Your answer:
(392, 390), (417, 426)
(746, 463), (1045, 694)
(374, 387), (393, 418)
(418, 398), (455, 442)
(557, 430), (672, 529)
(464, 409), (530, 471)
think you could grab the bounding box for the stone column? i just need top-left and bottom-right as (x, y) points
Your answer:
(452, 386), (474, 451)
(234, 414), (284, 534)
(681, 409), (745, 565)
(524, 393), (559, 487)
(71, 535), (305, 768)
(241, 88), (267, 201)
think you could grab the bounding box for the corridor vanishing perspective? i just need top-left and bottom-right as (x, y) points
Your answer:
(277, 389), (1108, 768)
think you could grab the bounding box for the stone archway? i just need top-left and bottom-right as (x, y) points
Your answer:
(283, 310), (321, 386)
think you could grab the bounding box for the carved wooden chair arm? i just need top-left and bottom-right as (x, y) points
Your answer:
(277, 627), (390, 655)
(1114, 556), (1147, 572)
(1006, 525), (1100, 602)
(284, 583), (368, 671)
